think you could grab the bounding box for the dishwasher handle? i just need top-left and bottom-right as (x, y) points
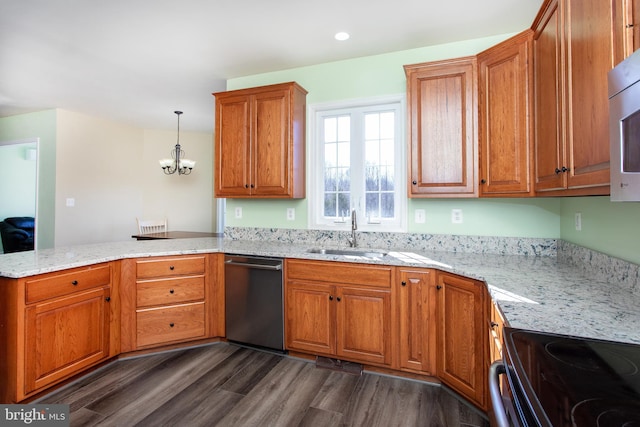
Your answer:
(225, 259), (282, 271)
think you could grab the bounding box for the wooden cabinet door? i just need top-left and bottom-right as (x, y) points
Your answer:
(533, 0), (565, 192)
(24, 287), (111, 394)
(336, 286), (391, 366)
(215, 93), (252, 197)
(285, 282), (335, 355)
(397, 269), (436, 374)
(405, 57), (478, 197)
(214, 82), (306, 199)
(563, 0), (612, 190)
(534, 0), (613, 194)
(436, 272), (486, 410)
(252, 89), (291, 196)
(478, 30), (534, 197)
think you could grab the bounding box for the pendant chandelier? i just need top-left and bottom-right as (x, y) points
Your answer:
(159, 111), (195, 175)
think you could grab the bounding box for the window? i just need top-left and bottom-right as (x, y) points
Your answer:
(309, 96), (406, 231)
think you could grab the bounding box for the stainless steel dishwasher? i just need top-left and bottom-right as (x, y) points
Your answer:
(224, 255), (284, 352)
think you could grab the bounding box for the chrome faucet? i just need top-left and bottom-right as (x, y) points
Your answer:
(347, 209), (357, 247)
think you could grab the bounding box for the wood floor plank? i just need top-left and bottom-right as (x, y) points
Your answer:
(309, 370), (360, 414)
(216, 358), (331, 426)
(84, 345), (235, 425)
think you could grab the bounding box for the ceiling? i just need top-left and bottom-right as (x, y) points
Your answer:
(0, 0), (543, 133)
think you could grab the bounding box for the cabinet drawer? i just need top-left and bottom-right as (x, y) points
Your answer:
(136, 256), (205, 279)
(286, 259), (392, 288)
(136, 276), (205, 308)
(136, 302), (205, 348)
(25, 264), (111, 304)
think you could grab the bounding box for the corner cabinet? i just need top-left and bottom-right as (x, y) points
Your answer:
(532, 0), (613, 195)
(285, 259), (393, 367)
(405, 57), (478, 197)
(477, 30), (534, 197)
(213, 82), (307, 198)
(436, 271), (487, 411)
(0, 263), (118, 403)
(396, 268), (436, 375)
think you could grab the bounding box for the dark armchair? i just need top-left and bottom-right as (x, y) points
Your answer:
(0, 216), (35, 253)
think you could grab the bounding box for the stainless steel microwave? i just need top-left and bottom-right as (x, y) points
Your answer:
(609, 49), (640, 201)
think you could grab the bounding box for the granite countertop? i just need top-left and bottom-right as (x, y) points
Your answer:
(2, 237), (639, 345)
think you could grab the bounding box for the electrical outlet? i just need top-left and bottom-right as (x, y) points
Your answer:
(575, 212), (582, 231)
(66, 198), (75, 207)
(234, 207), (242, 219)
(451, 209), (463, 224)
(287, 208), (295, 221)
(415, 209), (426, 224)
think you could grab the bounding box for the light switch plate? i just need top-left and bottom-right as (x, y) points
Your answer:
(234, 207), (242, 219)
(415, 209), (426, 224)
(287, 208), (295, 221)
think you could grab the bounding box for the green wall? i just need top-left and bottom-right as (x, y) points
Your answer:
(560, 197), (640, 264)
(0, 110), (57, 249)
(222, 33), (640, 265)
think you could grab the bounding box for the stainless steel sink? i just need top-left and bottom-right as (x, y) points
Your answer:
(307, 248), (387, 258)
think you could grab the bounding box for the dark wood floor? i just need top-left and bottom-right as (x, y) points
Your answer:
(39, 343), (489, 427)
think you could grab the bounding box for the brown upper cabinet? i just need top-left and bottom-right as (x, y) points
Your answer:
(613, 0), (640, 62)
(532, 0), (614, 195)
(478, 30), (535, 197)
(213, 82), (307, 198)
(405, 57), (479, 197)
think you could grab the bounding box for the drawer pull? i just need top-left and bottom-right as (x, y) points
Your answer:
(169, 289), (175, 294)
(169, 323), (175, 328)
(71, 280), (78, 286)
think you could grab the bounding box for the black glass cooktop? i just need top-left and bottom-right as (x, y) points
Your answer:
(503, 327), (640, 427)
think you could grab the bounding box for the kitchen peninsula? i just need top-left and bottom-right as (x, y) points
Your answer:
(1, 231), (639, 407)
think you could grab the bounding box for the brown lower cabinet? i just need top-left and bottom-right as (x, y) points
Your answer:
(285, 259), (393, 366)
(120, 253), (224, 352)
(436, 271), (488, 410)
(0, 263), (118, 403)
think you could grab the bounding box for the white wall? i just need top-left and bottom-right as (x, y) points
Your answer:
(53, 110), (215, 247)
(141, 129), (214, 232)
(55, 110), (145, 246)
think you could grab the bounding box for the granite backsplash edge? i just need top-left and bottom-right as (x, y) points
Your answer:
(225, 227), (640, 295)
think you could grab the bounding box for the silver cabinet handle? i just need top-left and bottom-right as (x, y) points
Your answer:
(489, 361), (510, 427)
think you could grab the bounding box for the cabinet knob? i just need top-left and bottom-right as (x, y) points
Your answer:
(436, 285), (442, 290)
(105, 297), (111, 302)
(250, 184), (255, 188)
(562, 166), (569, 173)
(412, 180), (417, 185)
(169, 323), (175, 328)
(245, 184), (249, 188)
(555, 167), (561, 174)
(169, 265), (175, 270)
(336, 297), (341, 302)
(491, 321), (499, 328)
(481, 179), (487, 184)
(169, 289), (175, 294)
(329, 295), (333, 301)
(401, 281), (407, 286)
(71, 280), (78, 286)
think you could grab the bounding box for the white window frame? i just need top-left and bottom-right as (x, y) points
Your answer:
(308, 94), (407, 232)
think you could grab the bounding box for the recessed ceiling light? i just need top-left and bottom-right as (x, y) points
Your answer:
(335, 32), (350, 41)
